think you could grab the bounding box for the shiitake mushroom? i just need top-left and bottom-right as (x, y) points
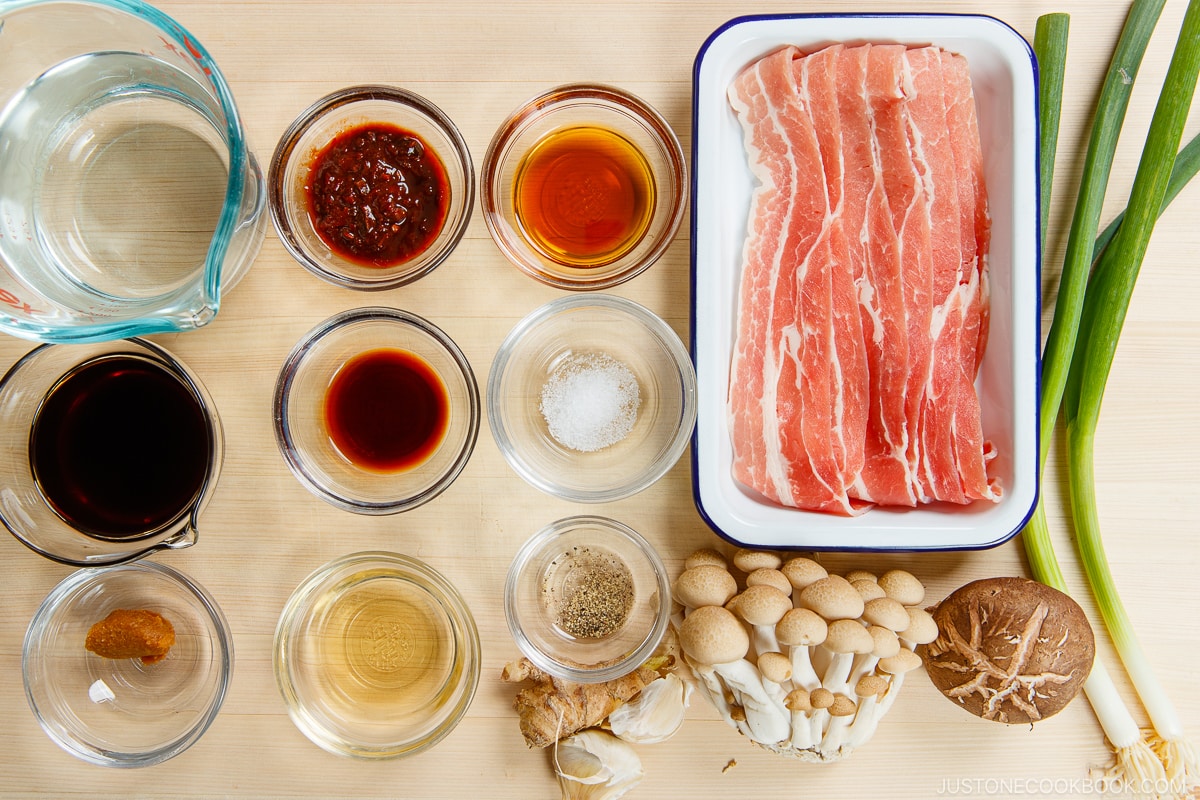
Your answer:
(919, 577), (1095, 724)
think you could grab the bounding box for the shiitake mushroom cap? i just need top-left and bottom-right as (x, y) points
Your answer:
(919, 577), (1095, 724)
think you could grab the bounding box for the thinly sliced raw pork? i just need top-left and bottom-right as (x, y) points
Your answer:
(727, 42), (999, 515)
(727, 45), (868, 516)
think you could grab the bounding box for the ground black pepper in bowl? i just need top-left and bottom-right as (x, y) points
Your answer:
(543, 546), (635, 639)
(504, 515), (671, 683)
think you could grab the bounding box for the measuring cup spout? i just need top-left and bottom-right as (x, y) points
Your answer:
(162, 521), (200, 552)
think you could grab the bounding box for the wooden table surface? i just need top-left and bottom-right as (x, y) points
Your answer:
(1, 2), (1198, 798)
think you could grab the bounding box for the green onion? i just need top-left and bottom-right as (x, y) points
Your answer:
(1092, 130), (1200, 260)
(1064, 0), (1200, 785)
(1035, 0), (1164, 468)
(1021, 9), (1164, 779)
(1036, 13), (1071, 253)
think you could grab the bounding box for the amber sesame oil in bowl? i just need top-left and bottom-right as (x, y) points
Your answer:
(481, 84), (687, 290)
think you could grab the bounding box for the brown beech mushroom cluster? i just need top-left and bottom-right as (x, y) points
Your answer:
(671, 548), (935, 762)
(919, 577), (1095, 724)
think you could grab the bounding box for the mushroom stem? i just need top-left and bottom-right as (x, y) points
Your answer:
(785, 689), (814, 751)
(760, 674), (791, 721)
(847, 654), (880, 689)
(844, 675), (890, 750)
(752, 625), (781, 658)
(684, 655), (740, 731)
(688, 654), (792, 746)
(790, 646), (821, 692)
(711, 658), (791, 745)
(819, 694), (858, 756)
(821, 652), (855, 694)
(808, 687), (835, 742)
(845, 693), (884, 750)
(845, 673), (908, 751)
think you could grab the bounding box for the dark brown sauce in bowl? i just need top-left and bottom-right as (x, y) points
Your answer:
(323, 348), (450, 473)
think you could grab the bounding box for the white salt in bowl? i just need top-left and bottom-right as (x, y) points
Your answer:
(487, 295), (696, 502)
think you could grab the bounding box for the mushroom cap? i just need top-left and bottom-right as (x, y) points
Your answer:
(679, 605), (750, 665)
(672, 565), (738, 609)
(824, 619), (875, 655)
(733, 584), (792, 627)
(855, 674), (889, 698)
(684, 548), (728, 571)
(900, 606), (939, 645)
(785, 688), (812, 713)
(733, 549), (782, 573)
(878, 569), (925, 606)
(919, 577), (1095, 724)
(829, 694), (858, 717)
(798, 575), (865, 621)
(745, 568), (792, 597)
(862, 597), (911, 632)
(775, 607), (828, 647)
(878, 647), (922, 675)
(781, 557), (827, 591)
(809, 687), (835, 710)
(758, 651), (792, 684)
(867, 625), (902, 658)
(844, 570), (878, 584)
(852, 578), (887, 602)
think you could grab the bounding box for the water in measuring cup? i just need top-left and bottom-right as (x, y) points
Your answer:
(0, 51), (230, 305)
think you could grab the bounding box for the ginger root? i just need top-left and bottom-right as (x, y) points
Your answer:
(502, 657), (673, 748)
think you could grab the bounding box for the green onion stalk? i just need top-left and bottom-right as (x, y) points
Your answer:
(1064, 0), (1200, 789)
(1021, 2), (1167, 787)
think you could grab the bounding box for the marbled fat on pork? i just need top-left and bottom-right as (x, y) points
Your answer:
(727, 43), (998, 514)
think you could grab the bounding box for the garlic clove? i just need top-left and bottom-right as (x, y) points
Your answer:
(555, 730), (644, 800)
(607, 673), (692, 745)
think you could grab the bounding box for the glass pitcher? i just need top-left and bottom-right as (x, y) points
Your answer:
(0, 338), (224, 565)
(0, 0), (265, 343)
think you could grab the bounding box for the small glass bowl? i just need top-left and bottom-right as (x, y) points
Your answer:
(481, 83), (687, 290)
(273, 307), (479, 514)
(274, 552), (480, 759)
(268, 85), (474, 290)
(488, 294), (696, 502)
(22, 561), (233, 768)
(505, 516), (671, 684)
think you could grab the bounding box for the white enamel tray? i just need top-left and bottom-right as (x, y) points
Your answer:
(690, 14), (1040, 551)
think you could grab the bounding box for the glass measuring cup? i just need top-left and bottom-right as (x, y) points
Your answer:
(0, 0), (265, 343)
(0, 338), (224, 566)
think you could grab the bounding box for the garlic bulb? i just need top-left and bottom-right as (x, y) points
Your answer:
(606, 673), (692, 744)
(555, 730), (643, 800)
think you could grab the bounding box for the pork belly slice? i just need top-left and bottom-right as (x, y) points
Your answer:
(866, 44), (935, 504)
(727, 45), (866, 515)
(904, 45), (972, 504)
(797, 44), (871, 508)
(837, 43), (918, 506)
(941, 49), (1001, 501)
